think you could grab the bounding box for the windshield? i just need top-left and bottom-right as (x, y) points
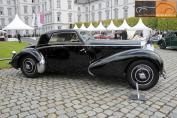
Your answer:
(80, 32), (95, 41)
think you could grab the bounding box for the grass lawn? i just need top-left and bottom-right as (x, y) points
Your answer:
(0, 41), (29, 69)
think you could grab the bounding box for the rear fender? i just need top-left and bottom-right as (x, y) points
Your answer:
(88, 49), (164, 76)
(11, 48), (45, 73)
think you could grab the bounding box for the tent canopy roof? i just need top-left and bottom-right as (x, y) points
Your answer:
(73, 24), (79, 30)
(80, 24), (87, 30)
(3, 14), (34, 30)
(95, 22), (106, 31)
(131, 18), (151, 30)
(107, 21), (118, 30)
(87, 23), (96, 31)
(117, 20), (131, 30)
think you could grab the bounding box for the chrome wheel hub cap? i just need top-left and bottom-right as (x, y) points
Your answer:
(131, 64), (154, 85)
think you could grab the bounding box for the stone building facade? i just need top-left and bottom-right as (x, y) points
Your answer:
(0, 0), (136, 34)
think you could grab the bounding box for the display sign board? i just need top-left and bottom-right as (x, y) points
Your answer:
(135, 0), (176, 17)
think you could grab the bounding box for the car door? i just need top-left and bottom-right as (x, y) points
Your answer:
(45, 31), (90, 73)
(165, 34), (171, 47)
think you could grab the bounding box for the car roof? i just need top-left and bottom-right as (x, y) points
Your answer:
(45, 29), (78, 35)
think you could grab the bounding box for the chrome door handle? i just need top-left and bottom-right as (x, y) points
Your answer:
(80, 48), (86, 53)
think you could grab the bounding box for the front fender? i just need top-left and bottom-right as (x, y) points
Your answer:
(158, 38), (166, 45)
(10, 48), (45, 73)
(88, 49), (164, 76)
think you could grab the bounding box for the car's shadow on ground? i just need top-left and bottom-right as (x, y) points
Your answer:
(164, 48), (177, 51)
(32, 71), (130, 89)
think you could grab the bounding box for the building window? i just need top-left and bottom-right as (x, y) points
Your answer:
(105, 10), (110, 19)
(24, 16), (29, 24)
(8, 8), (12, 16)
(57, 12), (61, 22)
(68, 13), (72, 22)
(91, 12), (95, 21)
(99, 3), (102, 10)
(42, 4), (45, 12)
(78, 14), (81, 22)
(8, 18), (12, 23)
(106, 1), (109, 7)
(57, 0), (61, 8)
(58, 26), (62, 29)
(78, 7), (80, 12)
(38, 6), (40, 12)
(115, 0), (118, 6)
(124, 8), (128, 18)
(92, 5), (95, 11)
(124, 0), (128, 5)
(0, 18), (5, 26)
(45, 2), (47, 10)
(7, 0), (10, 4)
(98, 11), (102, 21)
(86, 7), (88, 12)
(68, 0), (72, 9)
(32, 6), (36, 13)
(86, 14), (89, 22)
(24, 6), (28, 14)
(114, 8), (118, 19)
(0, 7), (4, 15)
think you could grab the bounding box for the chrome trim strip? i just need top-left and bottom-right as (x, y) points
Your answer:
(37, 45), (141, 50)
(88, 65), (94, 76)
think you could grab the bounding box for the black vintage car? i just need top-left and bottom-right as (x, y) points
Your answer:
(158, 31), (177, 49)
(10, 30), (165, 90)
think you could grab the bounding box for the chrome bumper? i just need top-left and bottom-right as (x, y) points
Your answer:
(161, 69), (167, 79)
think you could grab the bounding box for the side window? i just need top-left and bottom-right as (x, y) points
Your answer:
(174, 32), (177, 37)
(49, 32), (80, 44)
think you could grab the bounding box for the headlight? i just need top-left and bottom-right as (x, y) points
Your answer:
(145, 44), (155, 51)
(12, 51), (17, 57)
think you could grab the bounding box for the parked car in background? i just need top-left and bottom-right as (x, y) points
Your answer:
(10, 29), (165, 90)
(158, 31), (177, 49)
(0, 30), (7, 41)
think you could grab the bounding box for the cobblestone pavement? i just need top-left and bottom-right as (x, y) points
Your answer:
(0, 49), (177, 118)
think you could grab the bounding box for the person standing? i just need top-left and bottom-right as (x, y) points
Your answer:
(121, 30), (128, 40)
(17, 33), (22, 43)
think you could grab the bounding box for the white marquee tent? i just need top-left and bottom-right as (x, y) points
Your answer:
(80, 24), (87, 31)
(117, 20), (131, 30)
(95, 22), (106, 31)
(107, 21), (118, 30)
(87, 23), (96, 31)
(3, 14), (34, 30)
(73, 24), (79, 30)
(131, 18), (151, 30)
(131, 18), (152, 38)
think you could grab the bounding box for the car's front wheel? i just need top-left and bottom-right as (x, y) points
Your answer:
(21, 56), (39, 78)
(127, 60), (159, 90)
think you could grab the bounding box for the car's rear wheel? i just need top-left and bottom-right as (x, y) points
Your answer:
(159, 41), (166, 49)
(127, 60), (159, 90)
(21, 56), (39, 78)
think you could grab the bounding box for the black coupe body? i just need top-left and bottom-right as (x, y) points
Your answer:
(10, 30), (165, 90)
